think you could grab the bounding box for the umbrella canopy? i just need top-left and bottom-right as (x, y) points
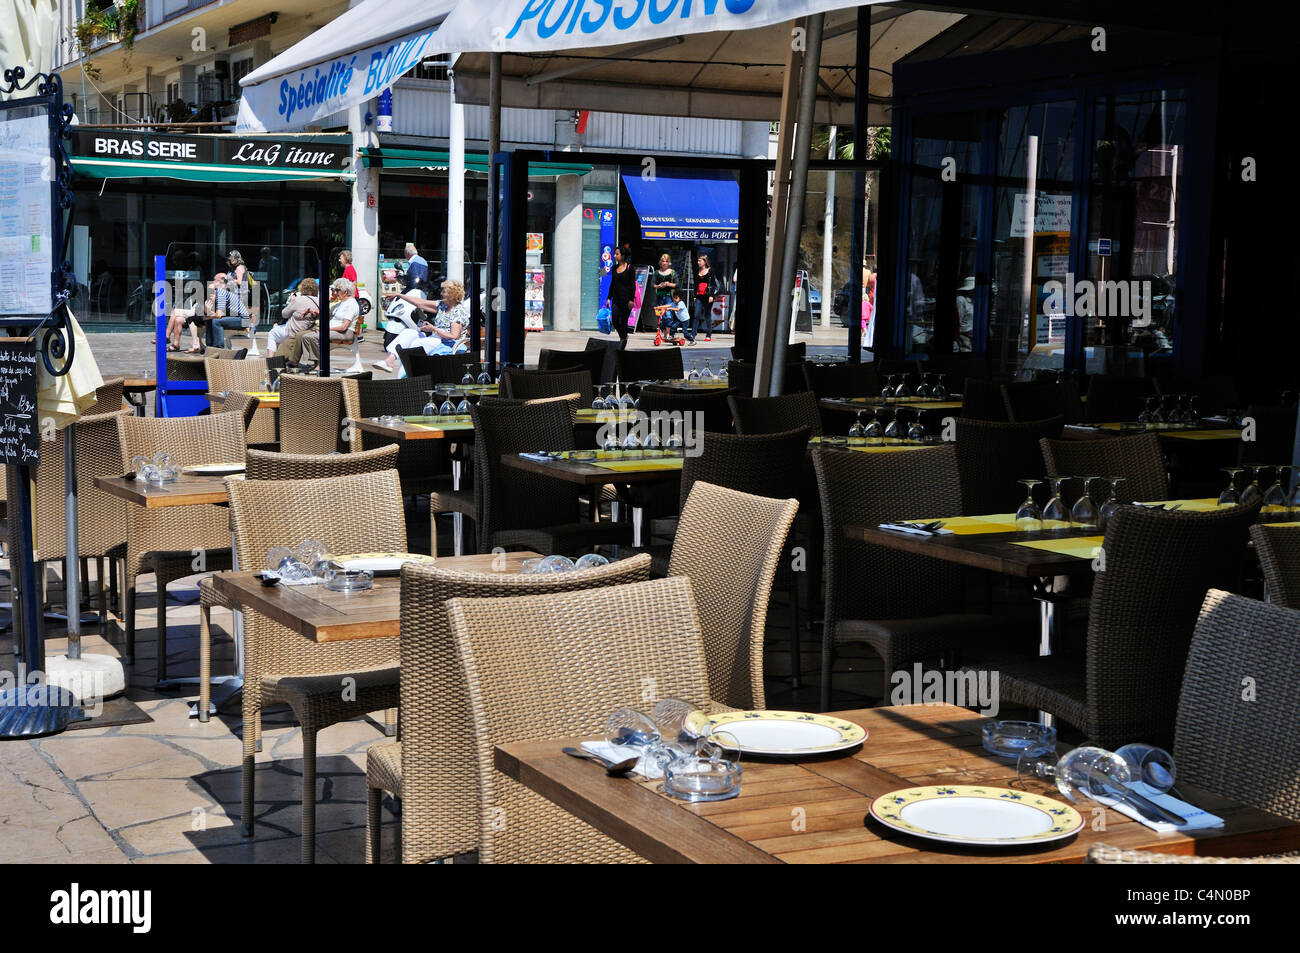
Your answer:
(0, 0), (58, 95)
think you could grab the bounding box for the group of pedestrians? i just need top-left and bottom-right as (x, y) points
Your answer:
(604, 246), (723, 348)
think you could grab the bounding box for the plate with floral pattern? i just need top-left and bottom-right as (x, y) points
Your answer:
(868, 785), (1084, 846)
(682, 710), (866, 756)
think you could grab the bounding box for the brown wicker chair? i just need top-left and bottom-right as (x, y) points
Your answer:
(1249, 524), (1300, 609)
(637, 385), (736, 434)
(1175, 589), (1300, 822)
(278, 374), (347, 454)
(667, 482), (798, 709)
(615, 347), (683, 382)
(351, 375), (449, 499)
(469, 399), (630, 555)
(960, 377), (1009, 421)
(728, 391), (823, 438)
(811, 444), (1009, 710)
(117, 413), (243, 675)
(1004, 379), (1082, 424)
(538, 347), (608, 382)
(227, 469), (407, 863)
(446, 575), (713, 863)
(1041, 432), (1170, 506)
(955, 416), (1064, 516)
(86, 376), (126, 415)
(397, 349), (472, 383)
(363, 553), (653, 863)
(166, 354), (206, 382)
(803, 361), (879, 399)
(205, 357), (276, 445)
(6, 409), (130, 642)
(967, 503), (1261, 749)
(500, 367), (592, 402)
(215, 392), (262, 444)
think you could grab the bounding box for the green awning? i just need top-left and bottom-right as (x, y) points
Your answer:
(359, 147), (592, 177)
(71, 157), (354, 183)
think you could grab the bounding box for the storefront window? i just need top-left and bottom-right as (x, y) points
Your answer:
(1085, 89), (1185, 376)
(988, 100), (1078, 378)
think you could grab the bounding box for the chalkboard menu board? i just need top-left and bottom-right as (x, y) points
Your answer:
(0, 341), (41, 466)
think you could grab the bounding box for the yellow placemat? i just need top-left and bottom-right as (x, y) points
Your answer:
(575, 408), (638, 419)
(847, 444), (935, 454)
(1141, 498), (1220, 511)
(904, 514), (1073, 535)
(592, 458), (685, 473)
(244, 391), (280, 400)
(1161, 429), (1242, 441)
(1011, 536), (1105, 559)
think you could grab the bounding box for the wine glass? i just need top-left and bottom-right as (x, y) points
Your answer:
(461, 363), (475, 385)
(423, 390), (437, 417)
(619, 385), (636, 412)
(881, 375), (895, 401)
(1217, 467), (1244, 506)
(848, 412), (866, 440)
(1043, 477), (1071, 525)
(1018, 746), (1132, 803)
(1186, 394), (1201, 427)
(915, 374), (931, 399)
(456, 396), (470, 415)
(933, 374), (948, 401)
(438, 390), (455, 417)
(1240, 467), (1263, 508)
(907, 415), (926, 443)
(1071, 477), (1100, 530)
(1098, 477), (1125, 532)
(591, 385), (606, 412)
(687, 360), (700, 382)
(1015, 479), (1043, 529)
(1113, 743), (1177, 794)
(1137, 395), (1157, 427)
(894, 373), (911, 399)
(865, 410), (885, 445)
(1263, 465), (1291, 520)
(476, 367), (492, 385)
(701, 358), (715, 381)
(883, 410), (901, 441)
(665, 417), (684, 452)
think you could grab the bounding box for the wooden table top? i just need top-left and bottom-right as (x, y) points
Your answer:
(123, 378), (158, 391)
(1085, 422), (1242, 441)
(496, 703), (1300, 864)
(846, 521), (1101, 578)
(94, 471), (242, 508)
(210, 551), (539, 642)
(503, 452), (684, 486)
(352, 416), (472, 441)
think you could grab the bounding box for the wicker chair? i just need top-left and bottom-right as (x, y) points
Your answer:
(538, 347), (608, 382)
(227, 470), (407, 863)
(500, 367), (592, 402)
(637, 385), (736, 434)
(350, 375), (449, 500)
(811, 444), (1008, 710)
(955, 416), (1064, 516)
(469, 399), (630, 555)
(117, 413), (243, 675)
(86, 376), (126, 415)
(206, 357), (276, 445)
(215, 392), (262, 444)
(279, 374), (346, 454)
(203, 346), (246, 361)
(959, 376), (1009, 421)
(166, 354), (206, 382)
(728, 391), (823, 438)
(667, 482), (798, 709)
(364, 553), (654, 863)
(396, 349), (468, 384)
(446, 575), (713, 863)
(802, 361), (879, 399)
(1041, 432), (1169, 506)
(1249, 524), (1300, 609)
(1004, 379), (1082, 424)
(1084, 374), (1158, 424)
(615, 347), (684, 382)
(5, 409), (130, 643)
(1175, 589), (1300, 825)
(968, 504), (1261, 749)
(245, 444), (399, 480)
(727, 359), (808, 398)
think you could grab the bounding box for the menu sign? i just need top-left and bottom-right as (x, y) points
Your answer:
(0, 108), (54, 316)
(71, 130), (351, 172)
(0, 341), (41, 466)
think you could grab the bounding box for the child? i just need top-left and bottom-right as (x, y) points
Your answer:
(656, 288), (695, 346)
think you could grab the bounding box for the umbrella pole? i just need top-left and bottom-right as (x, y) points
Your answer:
(65, 427), (79, 661)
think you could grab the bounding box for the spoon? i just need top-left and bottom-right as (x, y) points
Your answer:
(562, 746), (638, 776)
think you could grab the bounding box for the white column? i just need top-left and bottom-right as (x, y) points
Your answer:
(348, 104), (379, 307)
(551, 173), (583, 331)
(448, 71), (466, 283)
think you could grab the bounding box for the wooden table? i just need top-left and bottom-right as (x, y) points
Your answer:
(123, 378), (157, 416)
(352, 416), (473, 441)
(199, 550), (540, 721)
(496, 703), (1300, 864)
(821, 396), (964, 413)
(94, 471), (241, 508)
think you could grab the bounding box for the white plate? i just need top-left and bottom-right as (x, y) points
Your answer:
(334, 552), (436, 575)
(683, 710), (866, 756)
(184, 463), (246, 476)
(868, 785), (1084, 846)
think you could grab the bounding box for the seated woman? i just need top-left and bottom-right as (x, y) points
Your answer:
(165, 272), (223, 352)
(268, 278), (320, 357)
(374, 278), (469, 373)
(272, 278), (320, 361)
(296, 278), (360, 369)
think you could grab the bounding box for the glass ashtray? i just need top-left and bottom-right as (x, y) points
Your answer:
(323, 568), (374, 592)
(663, 756), (742, 802)
(982, 719), (1057, 759)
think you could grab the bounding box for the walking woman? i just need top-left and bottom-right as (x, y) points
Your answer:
(691, 253), (719, 343)
(605, 243), (636, 347)
(651, 252), (676, 331)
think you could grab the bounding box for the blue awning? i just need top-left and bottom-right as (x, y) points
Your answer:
(621, 171), (739, 243)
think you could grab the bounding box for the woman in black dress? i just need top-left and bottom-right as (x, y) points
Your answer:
(605, 243), (636, 347)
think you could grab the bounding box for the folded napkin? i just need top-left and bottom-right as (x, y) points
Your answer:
(1092, 782), (1223, 833)
(580, 741), (664, 780)
(878, 522), (954, 536)
(271, 574), (323, 587)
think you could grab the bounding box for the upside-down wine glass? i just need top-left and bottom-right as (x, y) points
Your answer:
(1071, 477), (1100, 530)
(1098, 477), (1125, 533)
(1217, 467), (1244, 507)
(1043, 476), (1072, 525)
(1016, 479), (1043, 530)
